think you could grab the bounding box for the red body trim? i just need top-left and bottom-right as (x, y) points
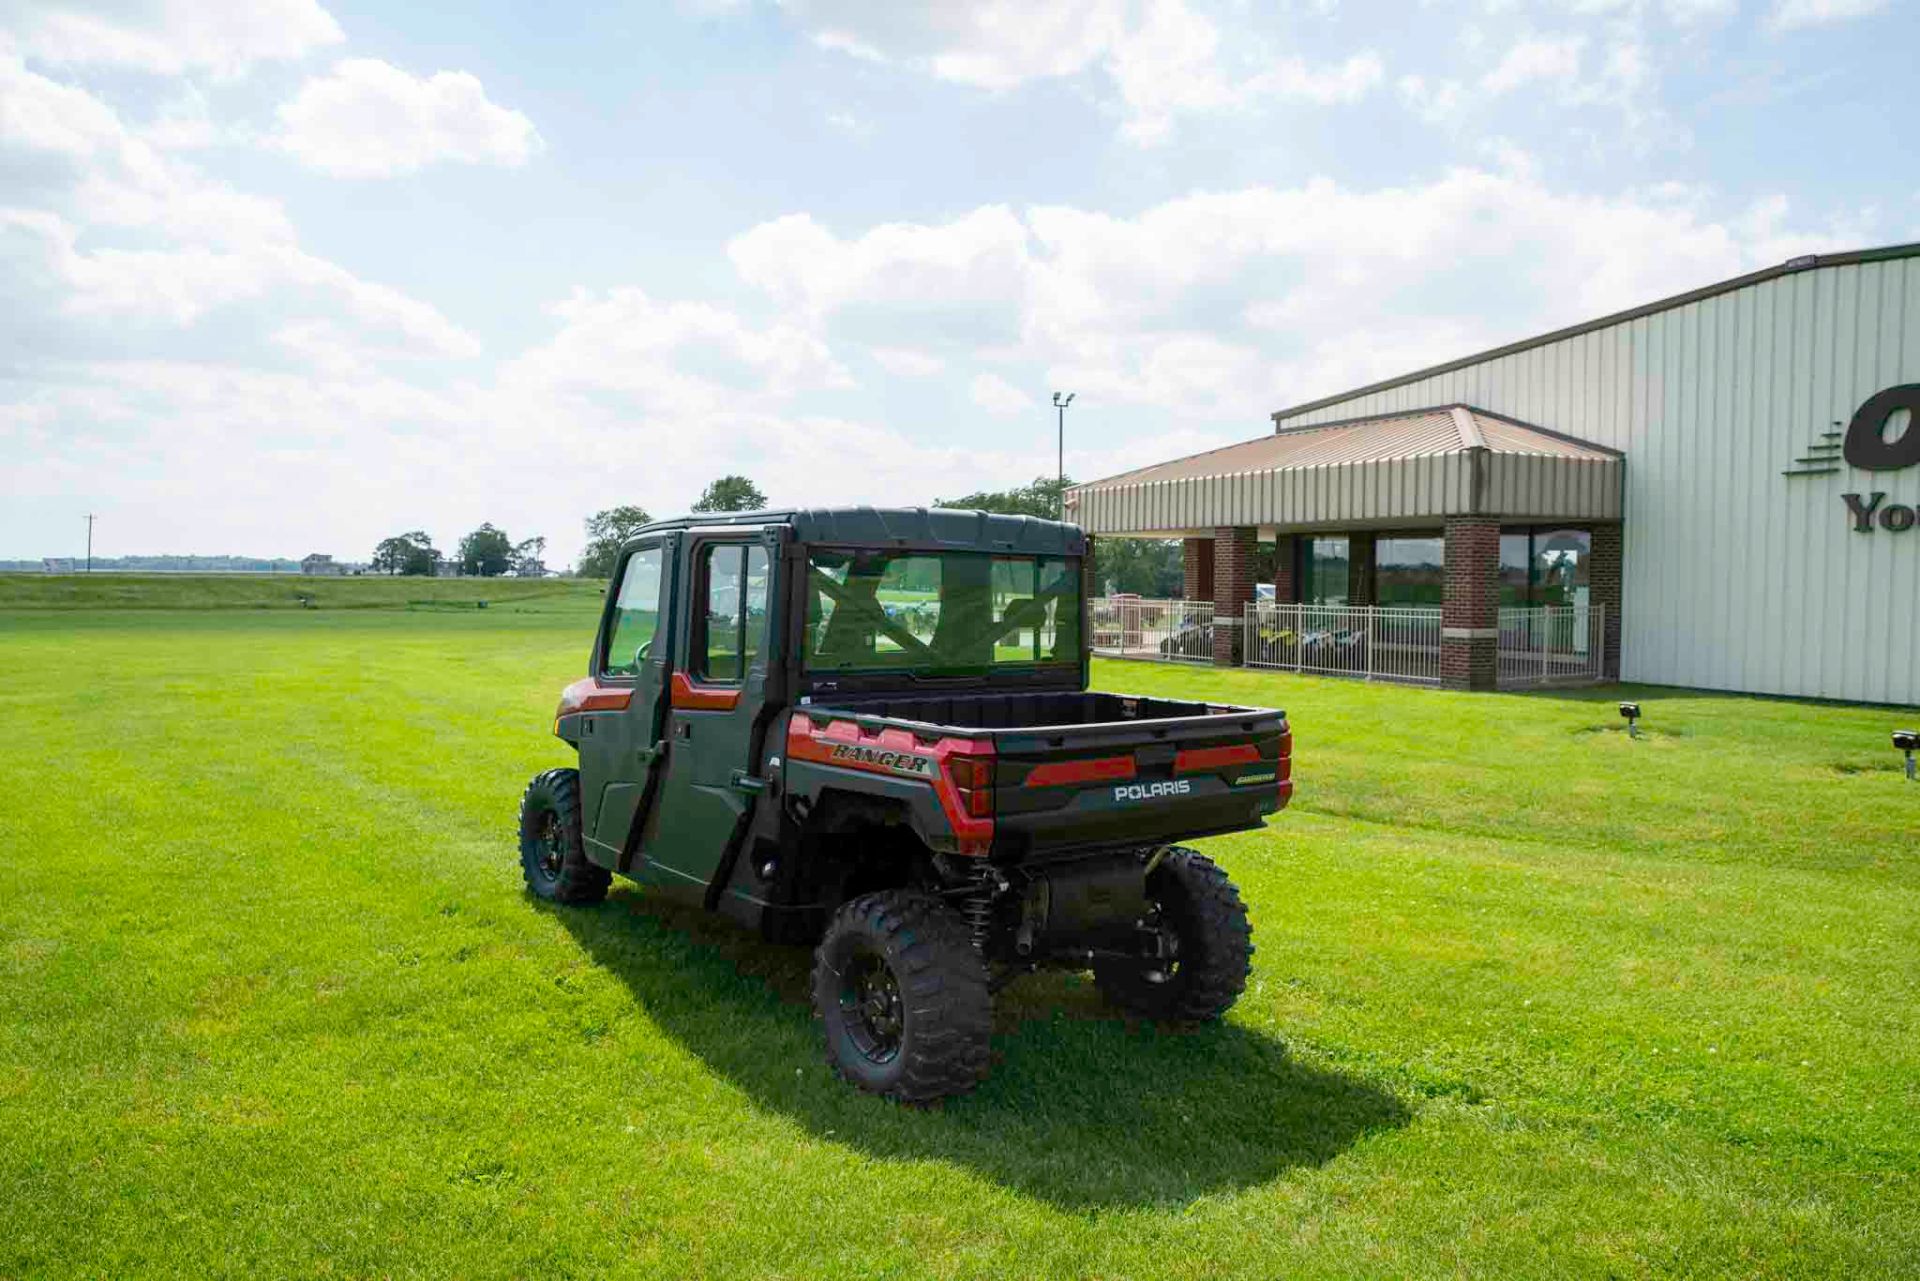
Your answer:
(785, 716), (995, 855)
(1024, 756), (1137, 787)
(1174, 743), (1262, 773)
(557, 676), (634, 717)
(670, 671), (742, 711)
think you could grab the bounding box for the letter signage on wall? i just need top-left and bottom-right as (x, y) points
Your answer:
(1843, 385), (1920, 471)
(1805, 385), (1920, 534)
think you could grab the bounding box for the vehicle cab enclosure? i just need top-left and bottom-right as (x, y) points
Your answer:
(549, 506), (1290, 954)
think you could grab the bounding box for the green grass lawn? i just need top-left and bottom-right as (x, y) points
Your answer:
(0, 571), (607, 611)
(2, 595), (1917, 1278)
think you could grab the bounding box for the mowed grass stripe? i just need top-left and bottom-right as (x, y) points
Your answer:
(1, 608), (1917, 1278)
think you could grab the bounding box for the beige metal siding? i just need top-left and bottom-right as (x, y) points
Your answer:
(1277, 258), (1920, 706)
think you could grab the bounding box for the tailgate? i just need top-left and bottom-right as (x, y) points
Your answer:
(989, 704), (1291, 857)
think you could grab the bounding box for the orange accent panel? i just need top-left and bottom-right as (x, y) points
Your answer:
(557, 676), (633, 717)
(785, 715), (995, 855)
(1173, 743), (1262, 773)
(1024, 756), (1136, 788)
(670, 671), (742, 711)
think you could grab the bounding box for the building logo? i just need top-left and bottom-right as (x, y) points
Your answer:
(1786, 384), (1919, 534)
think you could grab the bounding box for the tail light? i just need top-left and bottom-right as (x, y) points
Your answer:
(1278, 728), (1292, 782)
(947, 754), (994, 819)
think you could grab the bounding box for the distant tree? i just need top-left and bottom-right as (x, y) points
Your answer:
(372, 531), (441, 576)
(934, 475), (1074, 520)
(458, 523), (515, 578)
(691, 475), (767, 513)
(509, 536), (548, 578)
(576, 504), (653, 578)
(1092, 538), (1183, 597)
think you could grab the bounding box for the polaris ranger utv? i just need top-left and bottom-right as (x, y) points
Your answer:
(520, 507), (1292, 1102)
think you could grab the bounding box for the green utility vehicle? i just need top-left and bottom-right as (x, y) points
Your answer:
(520, 507), (1292, 1101)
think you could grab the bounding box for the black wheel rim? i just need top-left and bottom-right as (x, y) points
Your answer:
(535, 810), (566, 882)
(838, 945), (904, 1065)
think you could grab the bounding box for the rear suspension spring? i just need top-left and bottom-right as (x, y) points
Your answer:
(959, 864), (1001, 954)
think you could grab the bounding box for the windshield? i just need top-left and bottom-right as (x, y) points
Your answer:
(803, 548), (1081, 675)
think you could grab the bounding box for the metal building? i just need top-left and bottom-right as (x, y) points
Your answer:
(1068, 243), (1920, 704)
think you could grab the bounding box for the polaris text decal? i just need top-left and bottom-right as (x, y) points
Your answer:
(1114, 780), (1192, 802)
(828, 743), (936, 778)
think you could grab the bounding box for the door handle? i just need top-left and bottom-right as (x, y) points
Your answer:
(636, 742), (663, 763)
(729, 770), (769, 795)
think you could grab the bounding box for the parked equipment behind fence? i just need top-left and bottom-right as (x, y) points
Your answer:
(1092, 599), (1607, 689)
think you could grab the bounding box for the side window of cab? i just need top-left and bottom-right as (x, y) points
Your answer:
(602, 547), (664, 677)
(696, 543), (770, 682)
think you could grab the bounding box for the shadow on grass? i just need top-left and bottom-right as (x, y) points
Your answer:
(550, 888), (1410, 1211)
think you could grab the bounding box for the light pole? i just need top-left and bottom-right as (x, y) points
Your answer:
(85, 513), (95, 573)
(1052, 391), (1074, 519)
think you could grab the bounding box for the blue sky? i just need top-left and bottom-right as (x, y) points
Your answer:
(2, 0), (1914, 564)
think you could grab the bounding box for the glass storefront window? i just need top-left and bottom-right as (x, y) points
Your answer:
(1300, 536), (1349, 606)
(1531, 529), (1591, 607)
(1498, 533), (1531, 607)
(1374, 535), (1443, 606)
(1499, 527), (1592, 607)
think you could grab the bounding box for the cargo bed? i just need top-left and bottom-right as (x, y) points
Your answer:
(794, 689), (1292, 858)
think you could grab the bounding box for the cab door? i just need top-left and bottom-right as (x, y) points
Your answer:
(646, 530), (779, 897)
(580, 534), (678, 869)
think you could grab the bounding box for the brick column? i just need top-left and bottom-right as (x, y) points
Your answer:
(1441, 517), (1499, 690)
(1182, 537), (1214, 601)
(1347, 532), (1377, 606)
(1272, 535), (1297, 603)
(1590, 523), (1622, 679)
(1212, 526), (1256, 665)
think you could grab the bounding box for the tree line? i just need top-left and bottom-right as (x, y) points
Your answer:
(370, 468), (1178, 594)
(371, 474), (769, 578)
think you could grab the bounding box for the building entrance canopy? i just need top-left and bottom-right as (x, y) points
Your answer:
(1066, 405), (1621, 536)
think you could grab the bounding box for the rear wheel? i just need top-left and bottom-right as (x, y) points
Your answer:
(1094, 847), (1252, 1023)
(518, 768), (610, 905)
(812, 891), (992, 1103)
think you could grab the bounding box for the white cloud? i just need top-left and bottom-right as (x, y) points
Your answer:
(10, 0), (344, 77)
(275, 59), (541, 177)
(500, 286), (852, 416)
(872, 347), (945, 376)
(1767, 0), (1888, 29)
(1481, 36), (1584, 95)
(728, 170), (1856, 424)
(0, 54), (476, 356)
(969, 372), (1035, 417)
(783, 0), (1381, 145)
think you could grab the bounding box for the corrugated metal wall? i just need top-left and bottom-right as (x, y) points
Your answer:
(1276, 257), (1920, 706)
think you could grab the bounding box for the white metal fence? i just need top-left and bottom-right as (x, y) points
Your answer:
(1088, 596), (1216, 663)
(1088, 597), (1609, 690)
(1244, 603), (1445, 684)
(1496, 605), (1607, 688)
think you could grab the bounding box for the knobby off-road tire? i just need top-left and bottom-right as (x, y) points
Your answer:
(518, 768), (610, 905)
(1094, 847), (1252, 1023)
(811, 891), (992, 1104)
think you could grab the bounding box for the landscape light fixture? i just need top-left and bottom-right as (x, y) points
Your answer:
(1896, 729), (1919, 781)
(1619, 701), (1642, 739)
(1052, 391), (1074, 519)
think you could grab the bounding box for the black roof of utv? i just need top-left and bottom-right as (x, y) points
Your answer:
(634, 506), (1087, 557)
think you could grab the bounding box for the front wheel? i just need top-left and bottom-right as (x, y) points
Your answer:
(1094, 847), (1252, 1023)
(811, 891), (992, 1103)
(518, 768), (610, 905)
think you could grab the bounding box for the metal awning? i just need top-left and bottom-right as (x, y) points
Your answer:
(1066, 405), (1623, 536)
